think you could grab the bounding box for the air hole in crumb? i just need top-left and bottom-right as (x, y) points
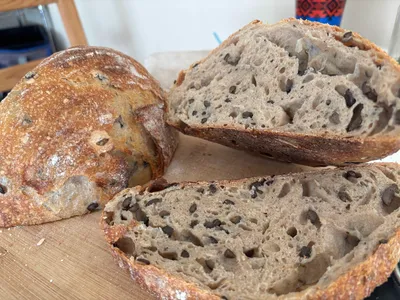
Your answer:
(329, 111), (340, 125)
(343, 170), (362, 183)
(277, 183), (291, 198)
(362, 82), (378, 102)
(346, 104), (364, 132)
(286, 227), (297, 238)
(344, 232), (360, 255)
(87, 202), (99, 212)
(224, 249), (236, 258)
(249, 218), (258, 224)
(338, 191), (352, 202)
(251, 75), (257, 87)
(238, 223), (252, 231)
(300, 210), (321, 229)
(302, 74), (314, 83)
(301, 181), (311, 197)
(189, 203), (197, 214)
(344, 89), (356, 108)
(183, 229), (203, 247)
(242, 111), (253, 119)
(130, 204), (149, 226)
(159, 210), (170, 218)
(104, 211), (114, 225)
(381, 184), (400, 214)
(162, 225), (174, 238)
(230, 215), (242, 224)
(181, 250), (190, 258)
(0, 184), (7, 194)
(113, 237), (135, 256)
(279, 67), (286, 74)
(244, 248), (256, 258)
(158, 250), (178, 260)
(190, 220), (199, 228)
(229, 112), (237, 118)
(231, 140), (237, 145)
(196, 258), (214, 273)
(96, 138), (109, 146)
(279, 78), (293, 93)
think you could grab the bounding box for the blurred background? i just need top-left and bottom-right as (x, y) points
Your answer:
(0, 0), (397, 64)
(47, 0), (398, 63)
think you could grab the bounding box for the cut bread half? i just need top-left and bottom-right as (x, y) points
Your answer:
(167, 19), (400, 166)
(103, 163), (400, 299)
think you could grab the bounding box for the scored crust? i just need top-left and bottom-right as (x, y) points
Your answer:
(167, 19), (400, 166)
(0, 46), (178, 227)
(102, 164), (400, 300)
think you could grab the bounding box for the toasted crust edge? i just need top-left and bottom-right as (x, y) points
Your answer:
(167, 19), (400, 166)
(135, 104), (179, 177)
(170, 122), (400, 166)
(102, 163), (400, 300)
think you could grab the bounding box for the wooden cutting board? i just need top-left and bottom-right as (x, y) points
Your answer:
(0, 134), (309, 300)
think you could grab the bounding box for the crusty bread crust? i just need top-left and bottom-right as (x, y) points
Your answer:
(0, 46), (178, 227)
(102, 163), (400, 300)
(168, 19), (400, 166)
(172, 124), (400, 166)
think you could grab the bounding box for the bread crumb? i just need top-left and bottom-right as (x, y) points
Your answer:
(37, 238), (45, 246)
(175, 291), (187, 300)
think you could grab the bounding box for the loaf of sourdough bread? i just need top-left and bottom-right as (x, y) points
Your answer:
(0, 46), (178, 227)
(167, 19), (400, 166)
(103, 163), (400, 300)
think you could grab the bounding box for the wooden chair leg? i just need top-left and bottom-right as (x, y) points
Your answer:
(57, 0), (87, 46)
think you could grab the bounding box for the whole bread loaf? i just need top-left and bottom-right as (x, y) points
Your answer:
(103, 163), (400, 300)
(167, 19), (400, 166)
(0, 46), (178, 227)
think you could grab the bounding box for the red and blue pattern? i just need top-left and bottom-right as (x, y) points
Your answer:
(296, 0), (347, 26)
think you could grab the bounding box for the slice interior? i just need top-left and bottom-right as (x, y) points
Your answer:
(168, 19), (400, 138)
(105, 164), (400, 299)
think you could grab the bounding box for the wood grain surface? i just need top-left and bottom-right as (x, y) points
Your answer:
(0, 134), (309, 300)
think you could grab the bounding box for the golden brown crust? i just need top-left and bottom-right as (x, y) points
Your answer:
(303, 229), (400, 300)
(171, 123), (400, 166)
(135, 104), (179, 177)
(0, 46), (177, 227)
(102, 163), (400, 300)
(167, 19), (400, 166)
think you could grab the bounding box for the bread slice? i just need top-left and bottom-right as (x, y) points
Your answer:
(167, 19), (400, 166)
(0, 46), (178, 227)
(102, 163), (400, 299)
